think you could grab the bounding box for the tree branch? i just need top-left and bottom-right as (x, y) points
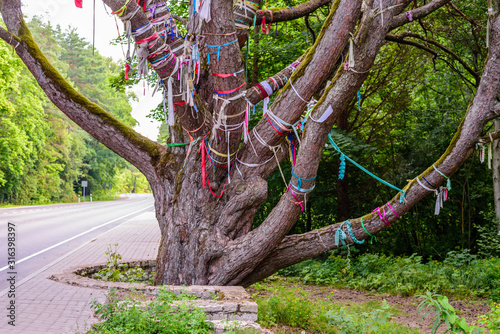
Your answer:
(209, 0), (364, 285)
(242, 12), (500, 286)
(387, 32), (480, 84)
(245, 60), (301, 106)
(447, 2), (479, 27)
(479, 118), (500, 144)
(256, 0), (332, 24)
(385, 33), (438, 56)
(305, 14), (317, 44)
(389, 0), (452, 31)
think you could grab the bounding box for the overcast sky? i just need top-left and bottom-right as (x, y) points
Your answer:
(21, 0), (161, 140)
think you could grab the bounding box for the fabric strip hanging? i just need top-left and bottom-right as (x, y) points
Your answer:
(348, 38), (355, 68)
(199, 0), (212, 22)
(328, 132), (406, 202)
(75, 0), (83, 8)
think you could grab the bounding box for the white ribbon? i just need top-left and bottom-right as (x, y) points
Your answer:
(310, 105), (334, 123)
(167, 77), (175, 126)
(435, 187), (446, 215)
(379, 0), (384, 27)
(199, 0), (212, 22)
(348, 38), (355, 69)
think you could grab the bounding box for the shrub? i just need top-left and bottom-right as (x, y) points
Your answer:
(278, 251), (500, 300)
(89, 287), (213, 334)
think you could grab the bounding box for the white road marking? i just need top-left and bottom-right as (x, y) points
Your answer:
(0, 210), (155, 297)
(0, 205), (153, 273)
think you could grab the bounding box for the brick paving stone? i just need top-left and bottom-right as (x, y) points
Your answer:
(1, 211), (160, 334)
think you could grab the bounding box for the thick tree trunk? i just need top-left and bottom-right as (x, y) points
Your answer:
(2, 0), (500, 287)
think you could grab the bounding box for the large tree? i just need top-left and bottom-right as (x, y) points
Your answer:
(1, 0), (499, 286)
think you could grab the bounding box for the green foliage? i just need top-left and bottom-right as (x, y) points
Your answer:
(325, 300), (392, 334)
(417, 292), (500, 333)
(89, 287), (212, 334)
(476, 222), (500, 259)
(279, 252), (500, 301)
(417, 292), (478, 334)
(0, 17), (151, 205)
(253, 279), (419, 334)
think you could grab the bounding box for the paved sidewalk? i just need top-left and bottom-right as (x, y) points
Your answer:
(1, 211), (161, 334)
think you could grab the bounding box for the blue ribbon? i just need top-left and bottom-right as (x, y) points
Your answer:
(335, 221), (348, 247)
(357, 90), (361, 111)
(291, 171), (316, 193)
(206, 39), (238, 64)
(335, 220), (365, 247)
(328, 132), (406, 203)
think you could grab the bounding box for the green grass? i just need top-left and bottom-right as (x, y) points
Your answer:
(251, 279), (421, 334)
(279, 250), (500, 301)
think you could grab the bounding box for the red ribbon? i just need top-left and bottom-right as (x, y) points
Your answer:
(135, 0), (146, 11)
(75, 0), (83, 8)
(213, 82), (246, 95)
(173, 101), (187, 112)
(124, 63), (130, 81)
(136, 32), (159, 45)
(261, 16), (269, 35)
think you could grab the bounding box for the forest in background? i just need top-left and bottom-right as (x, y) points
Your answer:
(1, 0), (499, 262)
(0, 17), (151, 206)
(236, 0), (500, 261)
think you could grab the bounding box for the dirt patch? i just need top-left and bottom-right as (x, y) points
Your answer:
(248, 282), (491, 333)
(327, 288), (488, 333)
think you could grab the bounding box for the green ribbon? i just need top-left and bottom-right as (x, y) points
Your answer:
(360, 217), (377, 244)
(167, 142), (190, 147)
(432, 164), (451, 190)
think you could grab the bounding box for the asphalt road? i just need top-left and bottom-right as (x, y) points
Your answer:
(0, 194), (154, 291)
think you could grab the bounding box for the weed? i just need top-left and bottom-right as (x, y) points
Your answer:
(92, 244), (151, 283)
(325, 300), (392, 334)
(417, 291), (500, 333)
(89, 286), (212, 333)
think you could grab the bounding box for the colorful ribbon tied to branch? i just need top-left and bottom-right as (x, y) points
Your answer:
(360, 218), (377, 244)
(373, 202), (399, 226)
(328, 132), (406, 202)
(432, 164), (451, 190)
(335, 220), (364, 247)
(415, 175), (448, 215)
(206, 39), (238, 64)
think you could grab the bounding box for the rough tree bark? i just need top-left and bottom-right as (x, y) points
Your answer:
(1, 0), (500, 286)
